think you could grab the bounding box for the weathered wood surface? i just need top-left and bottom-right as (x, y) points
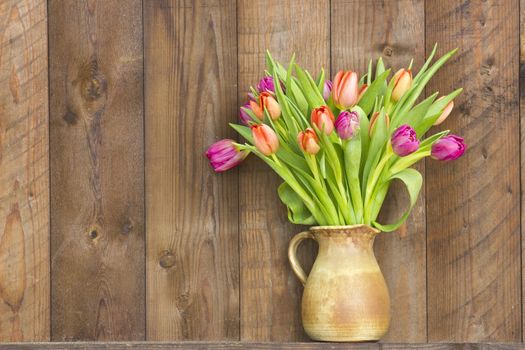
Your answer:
(144, 0), (239, 340)
(521, 0), (525, 341)
(48, 0), (145, 341)
(237, 0), (330, 341)
(426, 0), (521, 342)
(0, 0), (49, 341)
(331, 0), (427, 342)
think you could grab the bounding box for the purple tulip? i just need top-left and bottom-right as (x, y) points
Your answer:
(431, 135), (466, 161)
(323, 80), (333, 101)
(239, 101), (252, 125)
(335, 111), (360, 140)
(206, 139), (249, 172)
(257, 76), (276, 93)
(391, 124), (419, 157)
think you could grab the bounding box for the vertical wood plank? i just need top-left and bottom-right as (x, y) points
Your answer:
(0, 0), (49, 341)
(237, 0), (330, 341)
(331, 0), (426, 342)
(48, 0), (145, 340)
(144, 0), (239, 340)
(426, 0), (521, 342)
(520, 0), (525, 343)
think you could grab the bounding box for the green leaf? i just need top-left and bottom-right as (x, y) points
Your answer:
(366, 59), (373, 85)
(358, 69), (391, 115)
(278, 183), (316, 225)
(230, 123), (253, 144)
(392, 92), (438, 131)
(414, 88), (462, 136)
(373, 168), (423, 232)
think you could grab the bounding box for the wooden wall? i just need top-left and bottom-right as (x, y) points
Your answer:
(0, 0), (522, 343)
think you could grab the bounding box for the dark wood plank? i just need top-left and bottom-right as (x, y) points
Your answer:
(426, 0), (521, 342)
(521, 0), (525, 342)
(0, 0), (50, 341)
(48, 0), (144, 341)
(237, 0), (330, 341)
(331, 0), (426, 342)
(144, 0), (239, 340)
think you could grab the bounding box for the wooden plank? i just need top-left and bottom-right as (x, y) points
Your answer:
(144, 0), (239, 340)
(521, 0), (525, 342)
(426, 0), (521, 342)
(0, 0), (49, 341)
(237, 0), (330, 341)
(48, 0), (144, 341)
(330, 0), (426, 342)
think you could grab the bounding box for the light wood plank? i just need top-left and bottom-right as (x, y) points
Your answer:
(48, 0), (145, 340)
(426, 0), (521, 342)
(144, 0), (239, 340)
(331, 0), (426, 342)
(0, 0), (50, 341)
(237, 0), (330, 341)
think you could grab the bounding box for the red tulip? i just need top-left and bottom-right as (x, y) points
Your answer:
(332, 70), (359, 108)
(251, 124), (279, 156)
(297, 128), (320, 155)
(311, 106), (335, 134)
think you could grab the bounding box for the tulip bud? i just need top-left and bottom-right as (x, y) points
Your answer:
(357, 84), (368, 102)
(257, 76), (276, 93)
(369, 111), (390, 136)
(297, 128), (320, 155)
(206, 139), (249, 172)
(332, 70), (359, 108)
(335, 111), (360, 140)
(251, 124), (279, 156)
(431, 135), (466, 161)
(249, 99), (264, 120)
(391, 68), (412, 102)
(433, 97), (454, 126)
(311, 106), (335, 134)
(391, 124), (419, 156)
(239, 101), (252, 125)
(323, 80), (333, 101)
(259, 92), (281, 120)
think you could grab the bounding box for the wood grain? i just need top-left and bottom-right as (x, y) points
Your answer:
(331, 0), (426, 342)
(48, 0), (144, 341)
(521, 0), (525, 342)
(0, 0), (49, 341)
(426, 0), (521, 342)
(237, 0), (330, 341)
(144, 0), (239, 340)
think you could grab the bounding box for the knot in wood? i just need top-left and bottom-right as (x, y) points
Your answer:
(383, 45), (393, 57)
(159, 251), (176, 269)
(81, 74), (107, 102)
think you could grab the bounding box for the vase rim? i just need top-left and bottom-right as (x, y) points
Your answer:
(310, 224), (380, 234)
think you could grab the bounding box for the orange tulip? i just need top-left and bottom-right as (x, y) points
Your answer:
(391, 68), (412, 101)
(259, 92), (281, 120)
(369, 111), (390, 136)
(433, 97), (454, 126)
(297, 128), (320, 155)
(311, 106), (335, 135)
(249, 100), (264, 120)
(251, 124), (279, 156)
(332, 70), (359, 108)
(357, 84), (368, 102)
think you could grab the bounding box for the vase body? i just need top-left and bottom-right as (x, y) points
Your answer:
(288, 225), (390, 342)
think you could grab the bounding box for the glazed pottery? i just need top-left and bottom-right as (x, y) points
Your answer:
(288, 225), (390, 342)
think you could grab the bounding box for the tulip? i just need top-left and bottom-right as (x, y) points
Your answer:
(206, 139), (249, 172)
(251, 124), (279, 156)
(311, 106), (335, 134)
(433, 97), (454, 126)
(259, 92), (281, 120)
(257, 76), (277, 93)
(431, 135), (466, 161)
(323, 80), (333, 101)
(369, 111), (390, 136)
(335, 111), (360, 140)
(239, 101), (252, 125)
(391, 68), (412, 102)
(332, 70), (359, 108)
(249, 99), (264, 120)
(297, 128), (320, 155)
(357, 84), (368, 102)
(391, 124), (419, 156)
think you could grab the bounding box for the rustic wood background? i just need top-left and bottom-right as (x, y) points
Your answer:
(0, 0), (523, 345)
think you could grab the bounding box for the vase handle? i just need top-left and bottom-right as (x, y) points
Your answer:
(288, 231), (315, 286)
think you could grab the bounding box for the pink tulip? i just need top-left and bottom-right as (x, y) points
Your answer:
(433, 97), (454, 126)
(391, 68), (412, 102)
(335, 111), (359, 140)
(391, 124), (419, 157)
(297, 128), (320, 155)
(323, 80), (333, 101)
(206, 139), (249, 172)
(332, 70), (359, 108)
(257, 76), (276, 93)
(311, 106), (335, 135)
(251, 124), (279, 156)
(431, 135), (466, 161)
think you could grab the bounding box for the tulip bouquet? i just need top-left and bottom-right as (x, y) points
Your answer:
(206, 46), (466, 231)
